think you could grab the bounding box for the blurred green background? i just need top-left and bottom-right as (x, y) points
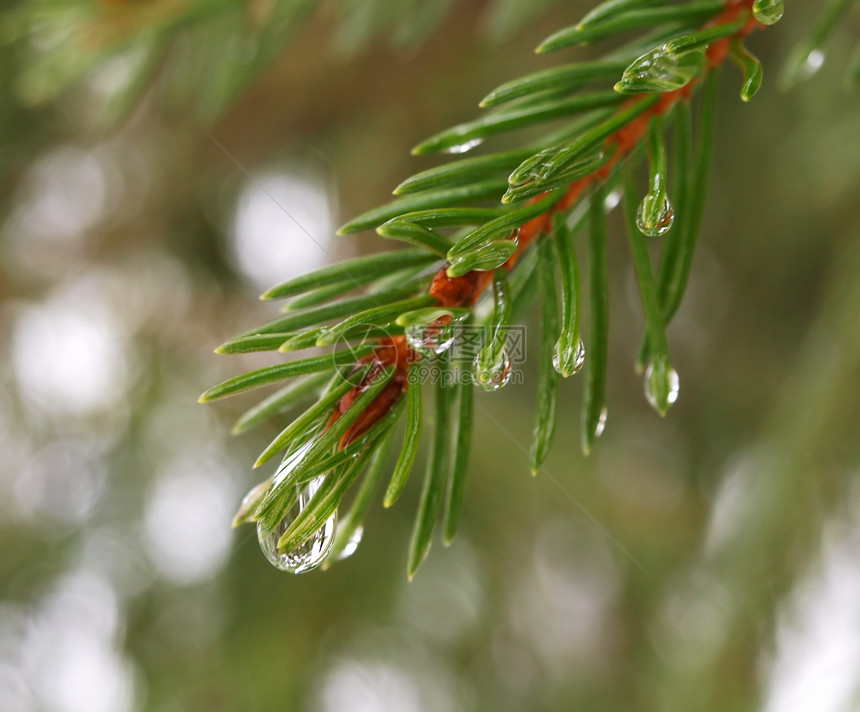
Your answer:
(1, 1), (859, 711)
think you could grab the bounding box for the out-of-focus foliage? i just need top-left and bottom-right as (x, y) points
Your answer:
(1, 0), (562, 127)
(0, 1), (859, 711)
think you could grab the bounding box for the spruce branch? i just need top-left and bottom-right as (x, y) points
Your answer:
(200, 0), (857, 577)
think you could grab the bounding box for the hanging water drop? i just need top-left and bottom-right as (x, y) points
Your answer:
(404, 315), (458, 356)
(752, 0), (784, 26)
(644, 361), (680, 414)
(444, 138), (483, 154)
(636, 192), (674, 237)
(552, 332), (586, 377)
(405, 322), (456, 356)
(256, 474), (337, 573)
(472, 348), (513, 391)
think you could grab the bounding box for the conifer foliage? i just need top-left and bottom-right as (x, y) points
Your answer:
(199, 0), (857, 577)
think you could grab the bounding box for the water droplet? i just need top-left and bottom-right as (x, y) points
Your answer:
(257, 475), (337, 573)
(644, 361), (680, 414)
(552, 333), (586, 377)
(616, 46), (705, 93)
(444, 138), (483, 154)
(335, 526), (364, 561)
(405, 317), (457, 357)
(518, 147), (557, 182)
(636, 192), (674, 237)
(472, 348), (512, 391)
(752, 0), (784, 26)
(595, 406), (607, 438)
(271, 438), (315, 486)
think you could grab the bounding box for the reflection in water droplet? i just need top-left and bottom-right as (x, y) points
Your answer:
(272, 438), (315, 487)
(553, 334), (586, 377)
(257, 475), (337, 573)
(636, 192), (675, 237)
(335, 526), (364, 561)
(445, 138), (483, 154)
(595, 407), (608, 438)
(472, 349), (512, 392)
(405, 319), (456, 357)
(521, 147), (558, 181)
(644, 361), (680, 413)
(616, 45), (705, 93)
